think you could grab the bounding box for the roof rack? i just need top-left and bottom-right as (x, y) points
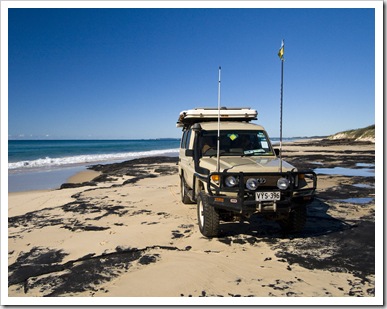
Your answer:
(176, 107), (258, 128)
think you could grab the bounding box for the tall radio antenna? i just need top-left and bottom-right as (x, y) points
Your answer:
(278, 40), (285, 172)
(217, 66), (221, 173)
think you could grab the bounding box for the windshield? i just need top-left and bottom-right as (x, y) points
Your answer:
(200, 130), (274, 157)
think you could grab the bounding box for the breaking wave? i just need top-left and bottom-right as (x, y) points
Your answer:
(9, 148), (179, 170)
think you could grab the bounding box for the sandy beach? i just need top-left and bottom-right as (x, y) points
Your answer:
(7, 139), (377, 304)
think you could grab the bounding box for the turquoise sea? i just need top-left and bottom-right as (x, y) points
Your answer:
(8, 139), (180, 192)
(8, 137), (292, 192)
(9, 139), (180, 170)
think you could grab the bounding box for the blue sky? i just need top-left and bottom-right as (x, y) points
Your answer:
(6, 4), (378, 139)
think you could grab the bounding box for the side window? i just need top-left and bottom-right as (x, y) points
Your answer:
(181, 131), (187, 149)
(180, 130), (192, 149)
(184, 130), (192, 149)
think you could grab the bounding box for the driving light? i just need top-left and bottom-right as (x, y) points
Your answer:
(225, 176), (238, 187)
(277, 178), (290, 190)
(211, 175), (220, 182)
(246, 178), (259, 190)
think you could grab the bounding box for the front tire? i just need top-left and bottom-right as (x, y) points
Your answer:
(197, 192), (220, 237)
(279, 204), (307, 233)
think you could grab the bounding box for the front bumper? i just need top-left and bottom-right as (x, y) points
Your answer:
(197, 170), (317, 214)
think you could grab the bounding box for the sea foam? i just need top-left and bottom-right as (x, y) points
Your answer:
(8, 148), (179, 170)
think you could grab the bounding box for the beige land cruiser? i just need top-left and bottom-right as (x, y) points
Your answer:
(177, 107), (317, 237)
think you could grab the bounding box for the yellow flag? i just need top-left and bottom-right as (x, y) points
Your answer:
(278, 40), (284, 60)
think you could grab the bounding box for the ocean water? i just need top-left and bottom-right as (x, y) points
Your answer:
(9, 139), (180, 171)
(7, 137), (294, 192)
(8, 139), (180, 192)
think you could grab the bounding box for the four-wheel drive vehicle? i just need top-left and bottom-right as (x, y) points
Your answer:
(177, 107), (317, 237)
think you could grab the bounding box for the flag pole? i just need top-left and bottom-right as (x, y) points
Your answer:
(278, 40), (285, 173)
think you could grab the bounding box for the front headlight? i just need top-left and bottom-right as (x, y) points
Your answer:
(277, 177), (290, 190)
(246, 178), (259, 190)
(225, 176), (238, 187)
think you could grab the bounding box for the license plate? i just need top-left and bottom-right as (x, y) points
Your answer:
(255, 191), (281, 201)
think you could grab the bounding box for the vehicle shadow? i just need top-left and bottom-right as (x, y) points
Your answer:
(215, 198), (375, 284)
(215, 198), (375, 283)
(217, 198), (354, 240)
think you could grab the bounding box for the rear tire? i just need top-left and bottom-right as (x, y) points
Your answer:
(279, 204), (307, 233)
(197, 192), (220, 237)
(180, 175), (192, 204)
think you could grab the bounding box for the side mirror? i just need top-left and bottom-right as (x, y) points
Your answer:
(185, 149), (194, 157)
(274, 148), (280, 157)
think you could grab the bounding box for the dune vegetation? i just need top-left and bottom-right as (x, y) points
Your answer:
(328, 125), (375, 142)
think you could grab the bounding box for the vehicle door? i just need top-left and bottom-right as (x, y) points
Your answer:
(179, 129), (195, 188)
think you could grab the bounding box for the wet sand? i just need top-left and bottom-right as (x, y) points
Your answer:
(7, 139), (378, 304)
(66, 169), (101, 184)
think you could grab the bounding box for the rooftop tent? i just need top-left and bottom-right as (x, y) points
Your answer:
(176, 107), (258, 128)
